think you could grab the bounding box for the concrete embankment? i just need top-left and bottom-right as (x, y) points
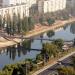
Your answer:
(0, 18), (75, 48)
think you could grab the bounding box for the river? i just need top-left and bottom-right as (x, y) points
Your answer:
(0, 23), (75, 69)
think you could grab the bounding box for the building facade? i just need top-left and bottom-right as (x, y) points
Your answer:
(66, 0), (75, 8)
(38, 0), (67, 14)
(0, 0), (36, 7)
(0, 0), (37, 19)
(0, 0), (3, 7)
(0, 4), (29, 19)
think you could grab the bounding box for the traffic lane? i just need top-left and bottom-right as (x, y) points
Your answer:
(38, 64), (58, 75)
(38, 55), (73, 75)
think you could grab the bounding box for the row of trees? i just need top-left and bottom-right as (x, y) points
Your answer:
(0, 13), (56, 36)
(36, 39), (64, 63)
(1, 55), (75, 75)
(39, 16), (55, 26)
(0, 13), (35, 35)
(0, 58), (38, 75)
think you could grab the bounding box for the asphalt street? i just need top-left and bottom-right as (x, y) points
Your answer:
(38, 55), (73, 75)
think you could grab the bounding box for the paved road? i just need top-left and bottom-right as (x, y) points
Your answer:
(38, 55), (73, 75)
(33, 51), (75, 75)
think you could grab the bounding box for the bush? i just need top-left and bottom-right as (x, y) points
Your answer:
(47, 30), (55, 38)
(36, 54), (43, 63)
(52, 39), (64, 49)
(46, 18), (55, 25)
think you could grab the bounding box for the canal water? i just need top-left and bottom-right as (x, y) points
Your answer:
(0, 23), (75, 69)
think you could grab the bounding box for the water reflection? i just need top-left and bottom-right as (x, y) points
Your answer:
(63, 24), (69, 30)
(47, 30), (55, 38)
(40, 34), (43, 43)
(2, 40), (32, 61)
(70, 22), (75, 34)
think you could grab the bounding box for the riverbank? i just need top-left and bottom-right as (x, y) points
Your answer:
(0, 17), (75, 48)
(25, 17), (75, 38)
(0, 37), (21, 48)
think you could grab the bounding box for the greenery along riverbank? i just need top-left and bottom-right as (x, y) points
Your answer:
(0, 11), (56, 36)
(0, 39), (75, 75)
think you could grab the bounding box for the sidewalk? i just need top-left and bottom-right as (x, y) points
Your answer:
(32, 51), (75, 75)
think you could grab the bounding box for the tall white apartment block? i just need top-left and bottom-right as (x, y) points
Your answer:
(38, 0), (67, 13)
(70, 0), (75, 7)
(0, 0), (36, 19)
(0, 4), (29, 18)
(0, 0), (3, 7)
(0, 0), (36, 7)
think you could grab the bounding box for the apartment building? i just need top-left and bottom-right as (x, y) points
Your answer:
(66, 0), (75, 8)
(38, 0), (67, 14)
(0, 0), (36, 7)
(0, 0), (37, 19)
(0, 4), (29, 19)
(0, 0), (3, 7)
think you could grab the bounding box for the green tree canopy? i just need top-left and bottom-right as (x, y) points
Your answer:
(42, 43), (58, 57)
(46, 18), (55, 25)
(52, 39), (64, 49)
(57, 67), (75, 75)
(47, 30), (55, 38)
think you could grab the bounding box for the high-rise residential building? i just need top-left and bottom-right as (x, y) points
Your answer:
(0, 0), (36, 7)
(0, 0), (37, 19)
(66, 0), (75, 8)
(38, 0), (67, 14)
(66, 0), (75, 16)
(0, 0), (3, 7)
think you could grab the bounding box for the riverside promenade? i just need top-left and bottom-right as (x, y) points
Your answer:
(0, 17), (75, 48)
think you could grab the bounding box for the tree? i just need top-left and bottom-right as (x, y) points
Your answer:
(2, 16), (6, 28)
(39, 16), (44, 25)
(17, 13), (22, 33)
(22, 17), (29, 33)
(12, 13), (18, 35)
(57, 67), (75, 75)
(52, 39), (64, 49)
(46, 18), (55, 25)
(42, 43), (58, 58)
(28, 17), (35, 30)
(0, 15), (2, 29)
(71, 56), (75, 69)
(3, 64), (18, 75)
(6, 13), (12, 35)
(22, 40), (31, 50)
(47, 30), (55, 38)
(36, 54), (43, 63)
